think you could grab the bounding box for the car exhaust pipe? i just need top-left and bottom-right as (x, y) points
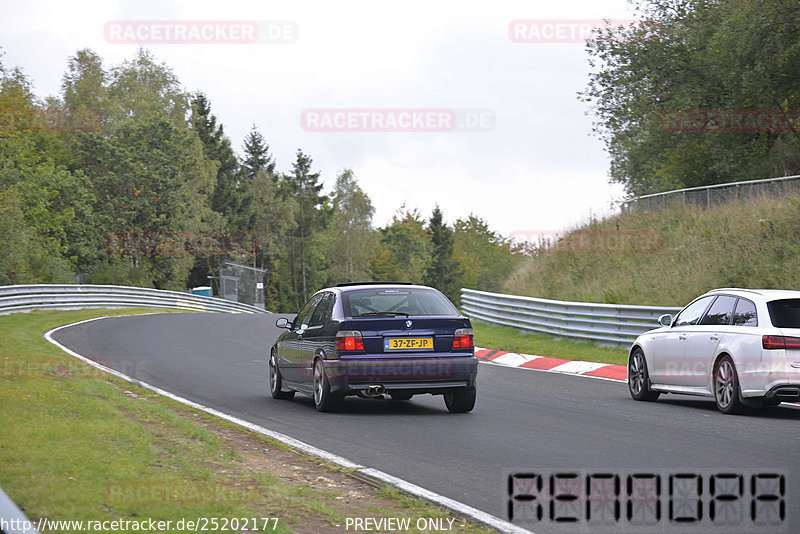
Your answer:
(362, 385), (385, 398)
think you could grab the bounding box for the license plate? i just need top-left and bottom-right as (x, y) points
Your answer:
(384, 337), (433, 351)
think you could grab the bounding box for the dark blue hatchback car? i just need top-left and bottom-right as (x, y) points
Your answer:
(269, 282), (478, 412)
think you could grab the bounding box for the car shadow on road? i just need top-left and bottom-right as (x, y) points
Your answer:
(657, 397), (800, 419)
(282, 395), (455, 416)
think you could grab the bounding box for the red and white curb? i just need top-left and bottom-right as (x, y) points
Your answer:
(476, 347), (628, 382)
(476, 347), (800, 408)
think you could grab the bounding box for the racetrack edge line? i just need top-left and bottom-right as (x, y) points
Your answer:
(42, 315), (535, 534)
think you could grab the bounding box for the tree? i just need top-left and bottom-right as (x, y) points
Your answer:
(237, 125), (277, 233)
(0, 193), (73, 284)
(106, 48), (189, 124)
(282, 149), (332, 307)
(247, 166), (296, 311)
(583, 0), (800, 197)
(242, 125), (275, 179)
(322, 169), (376, 283)
(186, 92), (238, 289)
(62, 49), (107, 112)
(191, 93), (240, 222)
(1, 61), (94, 277)
(377, 205), (431, 284)
(453, 214), (519, 293)
(424, 205), (462, 303)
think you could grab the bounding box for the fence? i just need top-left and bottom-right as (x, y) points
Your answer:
(0, 285), (270, 316)
(460, 288), (682, 348)
(621, 174), (800, 214)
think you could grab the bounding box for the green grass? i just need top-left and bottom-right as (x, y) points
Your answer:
(0, 309), (497, 534)
(504, 193), (800, 307)
(472, 320), (629, 366)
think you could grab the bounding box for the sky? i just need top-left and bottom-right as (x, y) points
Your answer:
(0, 0), (636, 239)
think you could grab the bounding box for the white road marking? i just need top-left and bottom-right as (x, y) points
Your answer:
(492, 352), (536, 366)
(43, 315), (536, 534)
(547, 360), (607, 374)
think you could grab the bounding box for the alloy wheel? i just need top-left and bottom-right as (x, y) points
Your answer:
(715, 360), (735, 409)
(629, 352), (644, 395)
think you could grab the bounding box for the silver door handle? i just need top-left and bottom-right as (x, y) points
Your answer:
(678, 334), (687, 340)
(710, 335), (719, 341)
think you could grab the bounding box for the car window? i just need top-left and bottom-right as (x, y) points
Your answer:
(342, 288), (457, 317)
(294, 294), (323, 329)
(674, 296), (715, 327)
(699, 295), (736, 326)
(732, 298), (758, 327)
(767, 299), (800, 328)
(310, 292), (335, 327)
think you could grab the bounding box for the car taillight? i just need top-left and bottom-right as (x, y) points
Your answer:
(336, 331), (364, 352)
(763, 335), (800, 350)
(452, 328), (474, 349)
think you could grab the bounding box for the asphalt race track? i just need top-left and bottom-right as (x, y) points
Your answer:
(51, 312), (799, 534)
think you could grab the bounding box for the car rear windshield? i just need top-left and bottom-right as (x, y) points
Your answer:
(767, 299), (800, 328)
(342, 288), (457, 317)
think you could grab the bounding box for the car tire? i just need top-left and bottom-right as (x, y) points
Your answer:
(313, 359), (343, 412)
(269, 349), (294, 400)
(628, 348), (660, 401)
(444, 387), (476, 413)
(389, 392), (413, 401)
(714, 356), (743, 414)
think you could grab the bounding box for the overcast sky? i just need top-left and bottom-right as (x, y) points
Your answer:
(0, 0), (636, 239)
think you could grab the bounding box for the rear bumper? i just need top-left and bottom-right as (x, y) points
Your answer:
(763, 384), (800, 403)
(740, 361), (800, 398)
(324, 355), (478, 395)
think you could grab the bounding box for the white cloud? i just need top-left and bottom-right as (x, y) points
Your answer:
(0, 0), (634, 235)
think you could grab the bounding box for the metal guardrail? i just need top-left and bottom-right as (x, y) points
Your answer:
(461, 288), (682, 348)
(621, 174), (800, 214)
(0, 285), (269, 315)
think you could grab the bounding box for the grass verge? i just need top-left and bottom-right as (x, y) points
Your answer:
(1, 309), (496, 534)
(472, 320), (629, 366)
(504, 194), (800, 306)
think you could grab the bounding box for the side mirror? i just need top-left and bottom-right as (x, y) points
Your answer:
(658, 314), (673, 327)
(276, 317), (290, 329)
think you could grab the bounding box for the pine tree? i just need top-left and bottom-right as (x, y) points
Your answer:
(190, 93), (242, 228)
(283, 149), (331, 307)
(242, 125), (275, 179)
(424, 206), (463, 304)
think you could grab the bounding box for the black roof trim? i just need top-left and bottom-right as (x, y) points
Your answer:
(335, 281), (413, 287)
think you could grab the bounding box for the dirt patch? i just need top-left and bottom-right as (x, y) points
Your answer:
(183, 410), (484, 533)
